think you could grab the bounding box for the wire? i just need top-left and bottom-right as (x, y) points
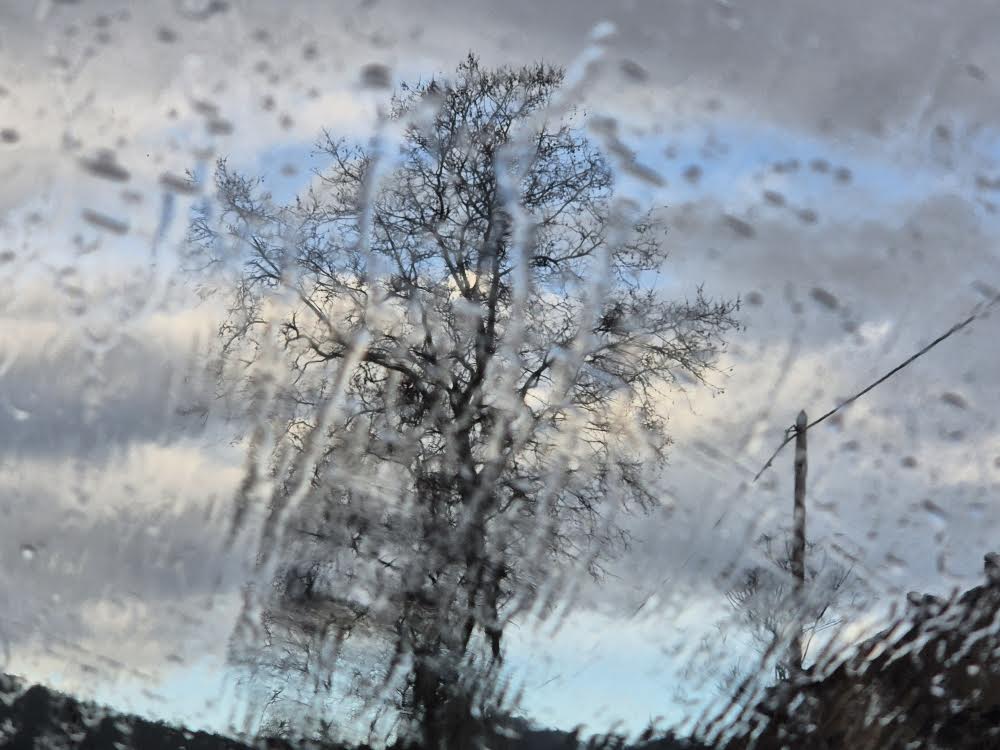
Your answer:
(753, 293), (1000, 482)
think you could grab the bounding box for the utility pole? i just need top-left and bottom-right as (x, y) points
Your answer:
(789, 409), (808, 674)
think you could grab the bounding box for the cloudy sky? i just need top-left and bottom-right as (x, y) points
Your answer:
(2, 0), (1000, 742)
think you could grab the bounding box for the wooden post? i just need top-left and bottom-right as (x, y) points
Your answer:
(790, 410), (808, 673)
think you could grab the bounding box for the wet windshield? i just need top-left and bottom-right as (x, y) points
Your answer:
(2, 2), (999, 748)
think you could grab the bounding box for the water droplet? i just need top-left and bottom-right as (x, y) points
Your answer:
(966, 63), (987, 81)
(723, 215), (755, 239)
(885, 553), (906, 577)
(159, 172), (199, 195)
(79, 150), (130, 182)
(797, 208), (819, 224)
(81, 209), (129, 235)
(971, 280), (998, 299)
(20, 544), (36, 561)
(191, 98), (220, 118)
(941, 392), (967, 409)
(8, 401), (30, 421)
(810, 287), (838, 310)
(620, 59), (648, 82)
(683, 165), (702, 183)
(1, 128), (19, 144)
(762, 190), (785, 206)
(360, 63), (392, 89)
(590, 20), (617, 42)
(921, 498), (949, 526)
(175, 0), (229, 20)
(206, 118), (234, 135)
(773, 159), (800, 173)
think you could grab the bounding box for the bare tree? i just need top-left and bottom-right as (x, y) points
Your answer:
(197, 55), (740, 747)
(724, 534), (862, 683)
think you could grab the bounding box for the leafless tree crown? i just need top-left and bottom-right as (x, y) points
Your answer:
(195, 55), (739, 746)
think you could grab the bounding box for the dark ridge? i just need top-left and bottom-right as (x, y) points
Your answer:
(0, 673), (333, 750)
(0, 673), (706, 750)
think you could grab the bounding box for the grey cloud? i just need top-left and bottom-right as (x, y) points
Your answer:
(411, 0), (1000, 140)
(5, 0), (1000, 143)
(660, 193), (1000, 348)
(0, 329), (218, 460)
(0, 491), (248, 663)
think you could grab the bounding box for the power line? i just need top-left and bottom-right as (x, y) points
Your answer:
(753, 294), (999, 482)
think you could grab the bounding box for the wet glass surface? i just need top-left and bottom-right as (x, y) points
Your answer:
(2, 2), (1000, 748)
